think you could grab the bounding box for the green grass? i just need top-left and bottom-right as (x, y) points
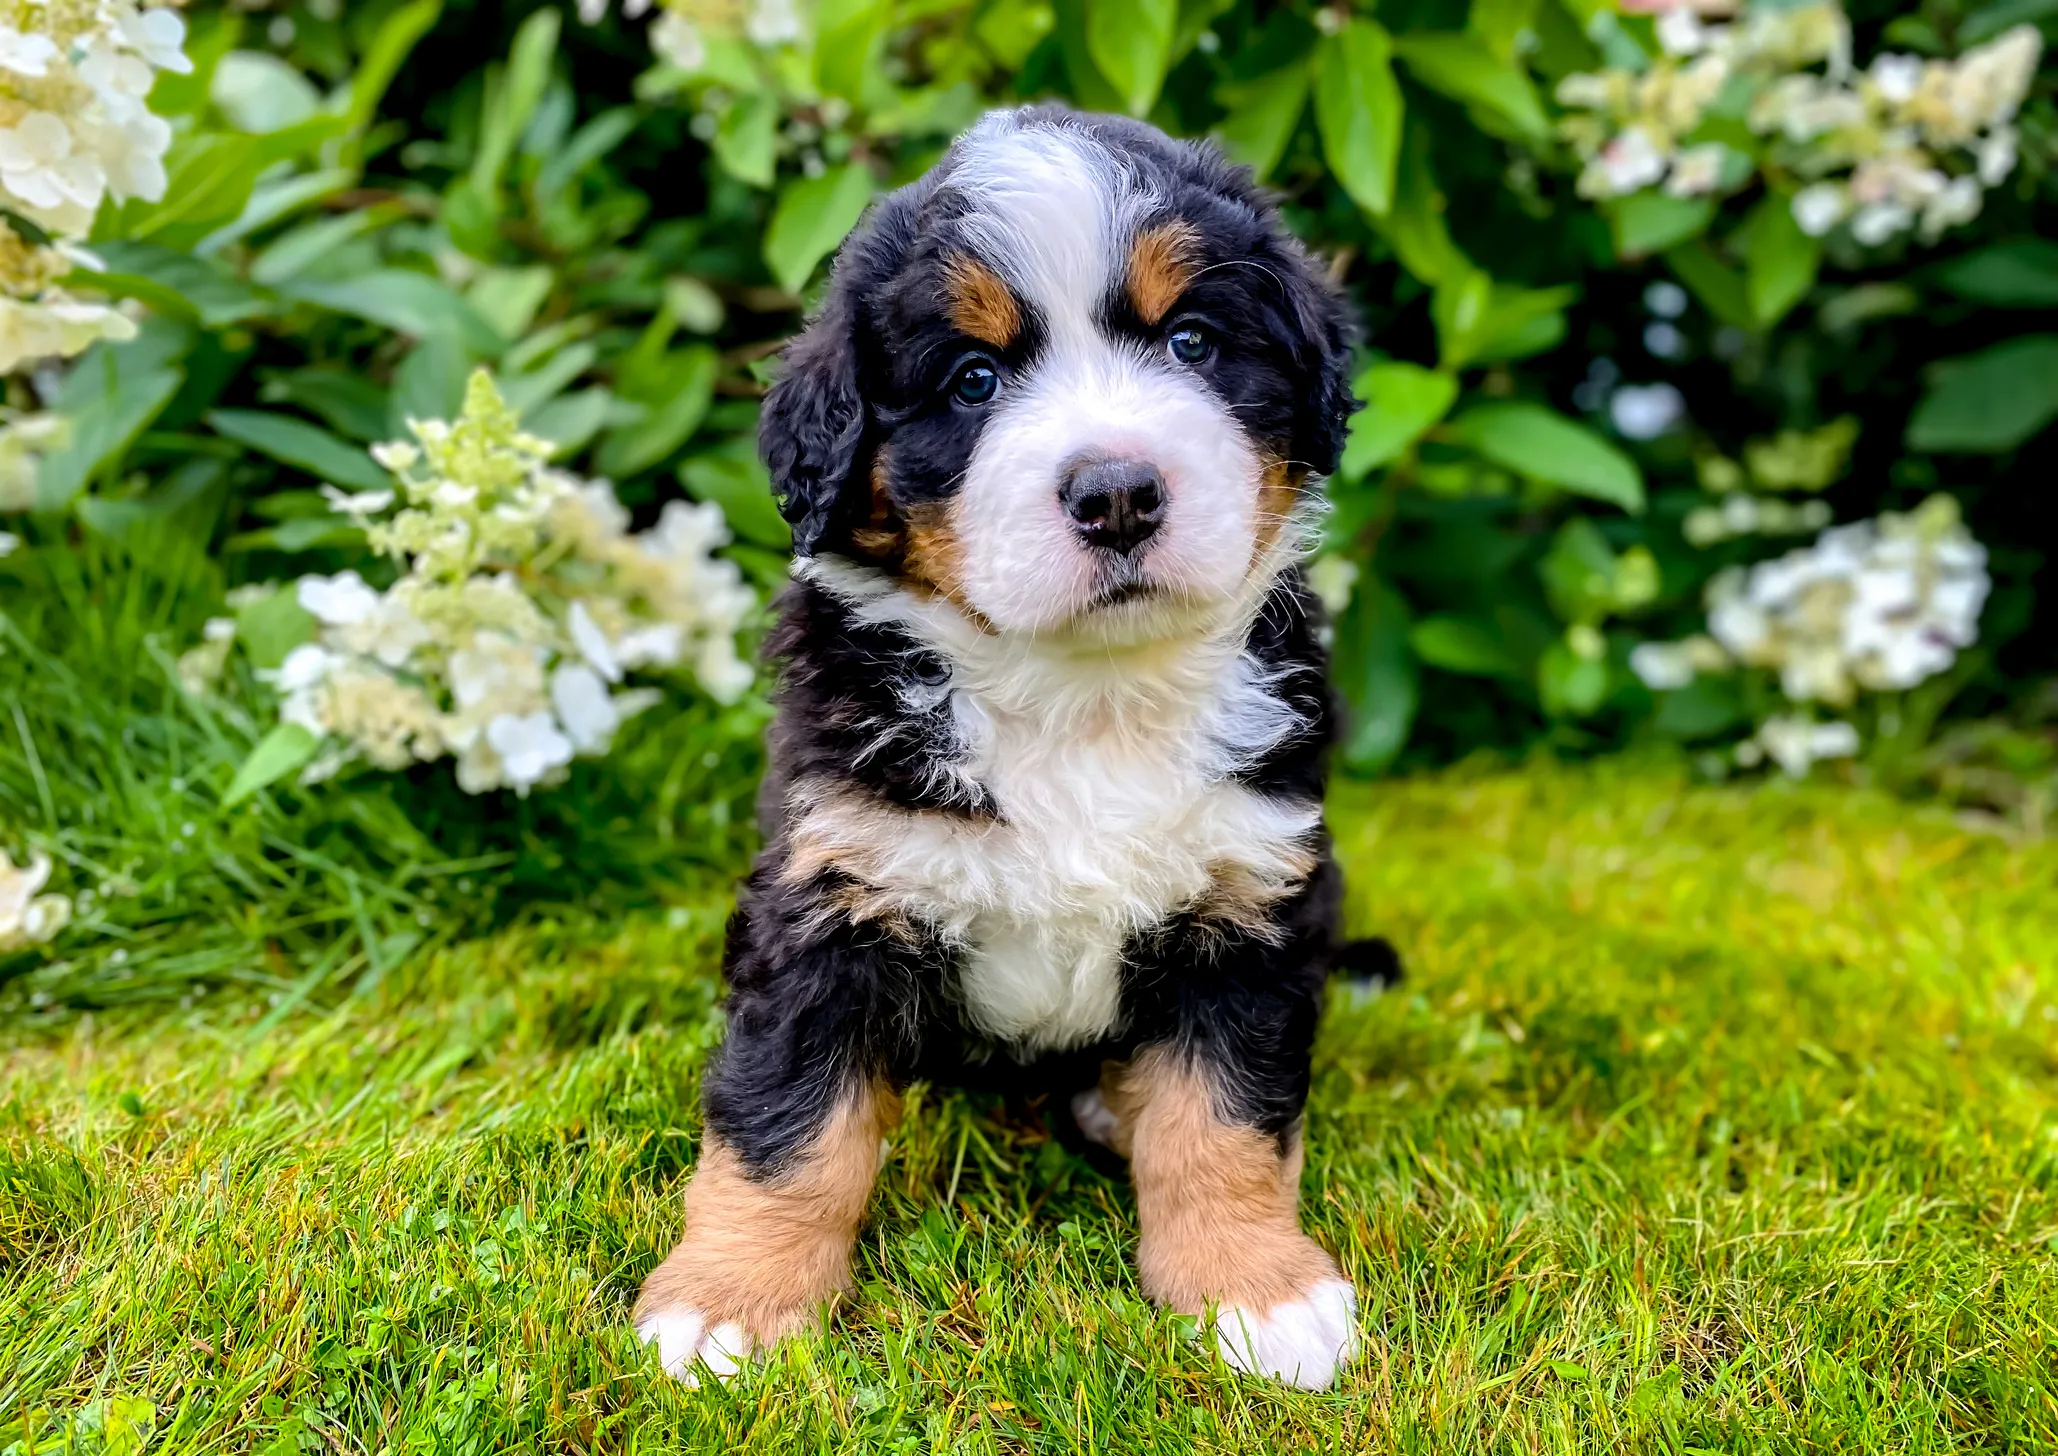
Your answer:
(5, 761), (2057, 1453)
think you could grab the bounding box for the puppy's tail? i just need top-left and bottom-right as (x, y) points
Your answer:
(1329, 935), (1403, 991)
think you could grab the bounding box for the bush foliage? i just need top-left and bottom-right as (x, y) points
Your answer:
(1, 0), (2055, 999)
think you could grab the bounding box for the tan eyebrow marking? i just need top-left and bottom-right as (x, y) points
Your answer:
(1127, 221), (1204, 326)
(943, 255), (1021, 348)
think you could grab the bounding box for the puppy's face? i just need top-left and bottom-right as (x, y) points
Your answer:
(764, 108), (1353, 641)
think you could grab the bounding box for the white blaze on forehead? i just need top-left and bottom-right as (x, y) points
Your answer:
(949, 113), (1155, 345)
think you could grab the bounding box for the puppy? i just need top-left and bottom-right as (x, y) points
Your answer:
(636, 104), (1360, 1390)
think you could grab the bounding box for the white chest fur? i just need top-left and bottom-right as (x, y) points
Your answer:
(786, 565), (1321, 1052)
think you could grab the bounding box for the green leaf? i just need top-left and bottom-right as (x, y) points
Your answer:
(34, 326), (190, 511)
(1538, 517), (1620, 626)
(1906, 335), (2058, 453)
(1051, 0), (1128, 113)
(341, 0), (442, 160)
(389, 333), (472, 434)
(222, 723), (321, 808)
(1960, 0), (2058, 43)
(1341, 362), (1458, 478)
(499, 341), (598, 417)
(260, 370), (391, 442)
(817, 0), (894, 104)
(84, 242), (268, 327)
(682, 449), (794, 549)
(1608, 193), (1715, 259)
(764, 164), (876, 296)
(527, 388), (617, 460)
(102, 132), (266, 250)
(1664, 241), (1753, 332)
(1315, 21), (1403, 218)
(1450, 402), (1645, 512)
(248, 207), (393, 287)
(1410, 615), (1517, 677)
(1333, 573), (1418, 773)
(535, 107), (639, 201)
(597, 346), (719, 478)
(471, 7), (561, 197)
(209, 51), (322, 133)
(1744, 195), (1820, 328)
(1380, 124), (1469, 286)
(1434, 271), (1576, 371)
(713, 92), (780, 189)
(285, 270), (505, 355)
(1212, 64), (1312, 181)
(1087, 0), (1177, 116)
(1653, 675), (1746, 738)
(1538, 637), (1609, 717)
(207, 410), (389, 491)
(1932, 240), (2058, 307)
(466, 265), (555, 341)
(1392, 33), (1548, 140)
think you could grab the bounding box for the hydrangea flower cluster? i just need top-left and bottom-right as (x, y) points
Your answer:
(0, 845), (70, 953)
(1632, 495), (1990, 773)
(254, 371), (757, 796)
(1558, 0), (2043, 247)
(575, 0), (806, 71)
(0, 1), (190, 373)
(1701, 494), (1989, 704)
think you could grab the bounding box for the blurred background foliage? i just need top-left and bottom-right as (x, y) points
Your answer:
(0, 0), (2053, 1007)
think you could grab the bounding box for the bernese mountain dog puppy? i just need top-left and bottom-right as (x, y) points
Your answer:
(636, 103), (1366, 1390)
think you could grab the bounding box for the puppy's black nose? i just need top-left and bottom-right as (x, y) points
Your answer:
(1059, 458), (1165, 556)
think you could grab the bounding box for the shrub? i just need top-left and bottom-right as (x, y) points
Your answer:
(0, 0), (2053, 996)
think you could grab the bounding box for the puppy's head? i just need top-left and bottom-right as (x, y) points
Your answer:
(763, 106), (1353, 640)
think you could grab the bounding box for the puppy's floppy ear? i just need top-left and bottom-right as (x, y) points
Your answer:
(1275, 240), (1357, 479)
(762, 288), (866, 557)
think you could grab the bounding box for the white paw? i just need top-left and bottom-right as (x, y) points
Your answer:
(1213, 1278), (1358, 1390)
(636, 1306), (753, 1386)
(1071, 1087), (1122, 1148)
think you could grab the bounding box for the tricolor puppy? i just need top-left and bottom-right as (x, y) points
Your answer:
(636, 105), (1363, 1390)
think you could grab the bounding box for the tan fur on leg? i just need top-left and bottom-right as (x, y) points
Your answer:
(1107, 1047), (1356, 1387)
(635, 1081), (898, 1359)
(1112, 1048), (1337, 1312)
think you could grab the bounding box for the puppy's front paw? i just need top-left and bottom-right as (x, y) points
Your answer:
(636, 1305), (755, 1387)
(1213, 1277), (1357, 1390)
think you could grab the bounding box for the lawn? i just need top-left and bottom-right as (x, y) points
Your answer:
(4, 762), (2056, 1453)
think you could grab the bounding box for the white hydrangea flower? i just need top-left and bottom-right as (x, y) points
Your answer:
(1791, 181), (1849, 236)
(1628, 635), (1731, 691)
(1557, 3), (2040, 248)
(1741, 715), (1861, 776)
(650, 11), (707, 71)
(0, 846), (71, 953)
(487, 711), (575, 792)
(217, 371), (756, 796)
(1704, 494), (1988, 706)
(0, 408), (64, 509)
(0, 2), (186, 369)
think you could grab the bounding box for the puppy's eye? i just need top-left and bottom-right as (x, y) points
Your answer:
(1167, 325), (1212, 366)
(951, 361), (999, 406)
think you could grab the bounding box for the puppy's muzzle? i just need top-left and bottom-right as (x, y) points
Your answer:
(1060, 457), (1165, 557)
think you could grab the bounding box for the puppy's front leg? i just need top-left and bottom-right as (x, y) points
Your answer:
(1116, 1047), (1356, 1390)
(635, 918), (904, 1384)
